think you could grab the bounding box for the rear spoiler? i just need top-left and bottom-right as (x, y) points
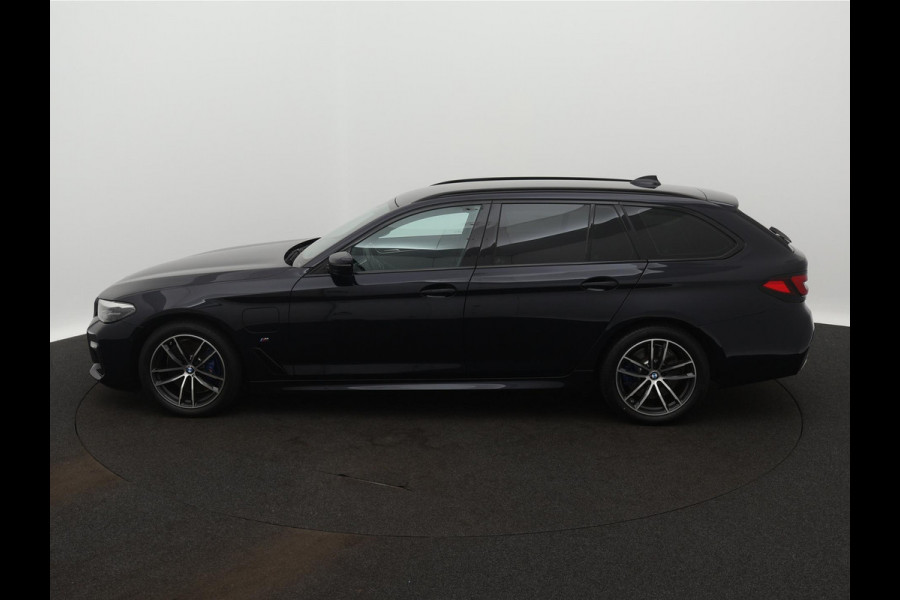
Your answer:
(769, 226), (792, 246)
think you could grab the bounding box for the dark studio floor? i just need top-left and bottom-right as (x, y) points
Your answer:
(50, 325), (849, 599)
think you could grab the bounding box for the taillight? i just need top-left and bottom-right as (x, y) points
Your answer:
(763, 280), (792, 294)
(762, 274), (808, 300)
(790, 274), (808, 296)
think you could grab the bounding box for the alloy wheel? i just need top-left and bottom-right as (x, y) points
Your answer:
(614, 338), (697, 417)
(149, 334), (226, 409)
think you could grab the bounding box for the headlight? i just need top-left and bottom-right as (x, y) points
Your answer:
(97, 299), (136, 323)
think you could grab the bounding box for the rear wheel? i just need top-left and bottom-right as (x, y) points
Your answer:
(600, 326), (709, 423)
(138, 321), (242, 416)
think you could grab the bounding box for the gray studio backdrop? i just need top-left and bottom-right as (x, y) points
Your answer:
(50, 1), (849, 341)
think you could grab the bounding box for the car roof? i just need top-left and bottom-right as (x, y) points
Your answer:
(394, 176), (739, 208)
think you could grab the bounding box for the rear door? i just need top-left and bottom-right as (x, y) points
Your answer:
(464, 201), (646, 377)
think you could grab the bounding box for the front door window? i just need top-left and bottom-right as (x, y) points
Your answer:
(350, 205), (482, 272)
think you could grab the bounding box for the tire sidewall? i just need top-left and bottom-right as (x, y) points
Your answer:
(600, 326), (709, 424)
(138, 321), (242, 416)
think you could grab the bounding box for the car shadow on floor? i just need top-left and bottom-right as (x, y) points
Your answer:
(90, 380), (796, 428)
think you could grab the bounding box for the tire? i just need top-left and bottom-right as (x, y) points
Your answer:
(138, 321), (242, 416)
(600, 326), (709, 424)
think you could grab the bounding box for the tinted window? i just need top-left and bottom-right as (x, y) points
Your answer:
(295, 201), (395, 267)
(624, 206), (736, 259)
(351, 205), (481, 271)
(493, 204), (590, 265)
(380, 211), (471, 239)
(589, 205), (637, 261)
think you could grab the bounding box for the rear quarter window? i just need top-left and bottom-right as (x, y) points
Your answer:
(623, 206), (737, 259)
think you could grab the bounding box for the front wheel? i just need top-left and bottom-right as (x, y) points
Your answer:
(138, 321), (242, 416)
(600, 326), (709, 423)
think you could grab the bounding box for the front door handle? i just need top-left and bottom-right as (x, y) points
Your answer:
(420, 284), (457, 298)
(581, 277), (619, 291)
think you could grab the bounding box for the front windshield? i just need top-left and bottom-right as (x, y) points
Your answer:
(293, 200), (396, 267)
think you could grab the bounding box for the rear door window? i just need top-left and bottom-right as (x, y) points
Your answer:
(589, 205), (638, 261)
(493, 204), (590, 265)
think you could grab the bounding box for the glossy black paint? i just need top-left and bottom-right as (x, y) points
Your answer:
(288, 268), (474, 378)
(87, 178), (814, 395)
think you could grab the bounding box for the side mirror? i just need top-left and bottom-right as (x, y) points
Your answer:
(328, 251), (355, 276)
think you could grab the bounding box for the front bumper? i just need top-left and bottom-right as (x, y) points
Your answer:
(87, 337), (104, 380)
(89, 362), (104, 381)
(86, 317), (141, 389)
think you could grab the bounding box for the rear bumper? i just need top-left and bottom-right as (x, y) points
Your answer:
(715, 349), (810, 386)
(702, 302), (814, 386)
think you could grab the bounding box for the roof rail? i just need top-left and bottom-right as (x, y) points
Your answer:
(630, 175), (661, 189)
(432, 176), (631, 186)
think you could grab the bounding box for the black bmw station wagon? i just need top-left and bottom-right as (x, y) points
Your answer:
(87, 176), (813, 422)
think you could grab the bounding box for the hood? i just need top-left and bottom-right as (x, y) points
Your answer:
(101, 240), (303, 299)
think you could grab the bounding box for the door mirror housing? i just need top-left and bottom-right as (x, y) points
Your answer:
(328, 251), (355, 276)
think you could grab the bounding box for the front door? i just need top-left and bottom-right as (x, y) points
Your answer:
(287, 203), (486, 379)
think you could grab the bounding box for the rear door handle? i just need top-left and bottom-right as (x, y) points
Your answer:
(420, 284), (457, 297)
(581, 277), (619, 291)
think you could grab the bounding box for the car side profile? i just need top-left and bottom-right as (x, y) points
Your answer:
(86, 175), (813, 422)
